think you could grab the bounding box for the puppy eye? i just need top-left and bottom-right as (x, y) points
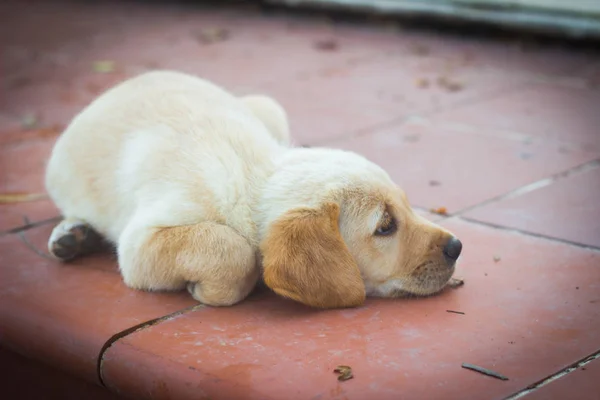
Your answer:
(375, 212), (397, 236)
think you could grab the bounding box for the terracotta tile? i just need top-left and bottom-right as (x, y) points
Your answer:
(464, 165), (600, 248)
(0, 135), (61, 232)
(1, 2), (406, 126)
(415, 207), (445, 222)
(379, 28), (598, 79)
(263, 57), (531, 144)
(0, 113), (21, 133)
(0, 347), (124, 400)
(0, 224), (197, 384)
(431, 84), (600, 150)
(0, 199), (60, 234)
(333, 121), (599, 212)
(520, 356), (600, 400)
(101, 219), (600, 400)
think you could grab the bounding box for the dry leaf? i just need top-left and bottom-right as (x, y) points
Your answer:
(93, 60), (116, 73)
(430, 207), (448, 215)
(416, 78), (430, 88)
(314, 39), (339, 51)
(411, 44), (430, 56)
(334, 365), (353, 381)
(196, 28), (230, 44)
(0, 192), (48, 204)
(437, 76), (464, 92)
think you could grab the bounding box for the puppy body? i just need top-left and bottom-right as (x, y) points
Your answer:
(46, 71), (461, 309)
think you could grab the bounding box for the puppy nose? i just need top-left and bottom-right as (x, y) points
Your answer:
(443, 236), (462, 262)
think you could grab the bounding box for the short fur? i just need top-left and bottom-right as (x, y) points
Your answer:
(45, 71), (461, 309)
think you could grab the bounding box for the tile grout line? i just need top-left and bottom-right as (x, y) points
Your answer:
(457, 216), (600, 252)
(310, 77), (544, 148)
(502, 349), (600, 400)
(449, 158), (600, 218)
(96, 304), (205, 387)
(1, 215), (62, 237)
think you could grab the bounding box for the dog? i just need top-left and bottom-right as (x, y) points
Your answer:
(45, 70), (463, 309)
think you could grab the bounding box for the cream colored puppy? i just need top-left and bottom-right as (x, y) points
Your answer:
(45, 71), (463, 309)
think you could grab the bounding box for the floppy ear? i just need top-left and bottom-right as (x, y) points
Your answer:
(260, 202), (366, 309)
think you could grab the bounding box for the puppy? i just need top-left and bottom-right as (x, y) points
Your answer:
(45, 71), (463, 309)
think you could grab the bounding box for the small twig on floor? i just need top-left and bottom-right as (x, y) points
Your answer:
(17, 230), (56, 262)
(446, 310), (465, 315)
(461, 363), (509, 381)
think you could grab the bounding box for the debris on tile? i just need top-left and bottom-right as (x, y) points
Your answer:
(314, 39), (339, 51)
(430, 207), (448, 215)
(493, 255), (501, 262)
(429, 180), (441, 186)
(447, 277), (465, 288)
(93, 60), (116, 73)
(334, 365), (353, 381)
(461, 363), (509, 381)
(446, 310), (465, 315)
(437, 76), (464, 92)
(195, 27), (230, 44)
(0, 192), (48, 204)
(21, 113), (38, 129)
(411, 43), (430, 56)
(404, 133), (420, 143)
(416, 78), (430, 88)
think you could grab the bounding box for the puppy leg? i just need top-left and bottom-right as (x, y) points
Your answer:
(48, 218), (105, 261)
(240, 94), (290, 145)
(118, 221), (259, 306)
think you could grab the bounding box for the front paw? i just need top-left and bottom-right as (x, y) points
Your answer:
(186, 281), (248, 307)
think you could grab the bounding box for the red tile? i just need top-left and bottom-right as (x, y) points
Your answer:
(0, 135), (61, 232)
(262, 57), (531, 144)
(101, 219), (600, 400)
(1, 2), (406, 128)
(0, 224), (197, 384)
(415, 207), (445, 222)
(333, 121), (599, 212)
(0, 114), (20, 132)
(0, 199), (60, 234)
(431, 84), (600, 150)
(520, 355), (600, 400)
(379, 28), (596, 79)
(464, 165), (600, 248)
(0, 347), (123, 400)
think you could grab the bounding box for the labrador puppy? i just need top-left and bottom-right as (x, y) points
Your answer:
(45, 71), (463, 309)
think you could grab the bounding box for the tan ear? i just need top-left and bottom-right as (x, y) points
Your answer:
(260, 202), (366, 309)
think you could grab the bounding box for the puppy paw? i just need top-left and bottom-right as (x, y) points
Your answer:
(48, 219), (103, 261)
(187, 281), (247, 307)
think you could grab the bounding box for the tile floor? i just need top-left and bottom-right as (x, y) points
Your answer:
(1, 1), (599, 399)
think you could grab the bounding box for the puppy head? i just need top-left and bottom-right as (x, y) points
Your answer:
(260, 148), (462, 309)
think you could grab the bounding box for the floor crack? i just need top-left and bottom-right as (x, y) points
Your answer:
(96, 304), (205, 387)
